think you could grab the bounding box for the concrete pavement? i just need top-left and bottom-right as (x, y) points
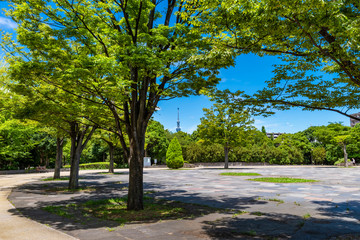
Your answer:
(4, 166), (360, 239)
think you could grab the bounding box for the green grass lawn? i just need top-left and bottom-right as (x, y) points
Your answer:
(44, 186), (96, 193)
(41, 177), (70, 181)
(99, 172), (126, 175)
(167, 168), (193, 170)
(220, 172), (261, 176)
(247, 177), (318, 183)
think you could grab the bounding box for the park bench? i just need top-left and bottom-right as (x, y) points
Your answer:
(36, 166), (47, 173)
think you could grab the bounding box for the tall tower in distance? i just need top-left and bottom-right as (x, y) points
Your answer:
(176, 108), (181, 132)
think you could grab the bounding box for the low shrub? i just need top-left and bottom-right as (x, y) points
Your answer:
(334, 158), (352, 166)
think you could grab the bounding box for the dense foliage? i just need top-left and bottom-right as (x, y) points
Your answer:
(165, 122), (360, 166)
(1, 115), (358, 170)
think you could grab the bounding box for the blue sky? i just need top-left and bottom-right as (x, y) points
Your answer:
(0, 4), (352, 134)
(154, 54), (351, 134)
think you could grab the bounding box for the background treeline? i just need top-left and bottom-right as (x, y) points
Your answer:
(1, 113), (359, 170)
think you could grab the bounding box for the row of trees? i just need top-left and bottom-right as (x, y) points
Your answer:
(0, 114), (167, 170)
(174, 123), (360, 167)
(1, 0), (359, 211)
(3, 108), (358, 171)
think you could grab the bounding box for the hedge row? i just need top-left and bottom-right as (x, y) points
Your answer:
(64, 162), (118, 169)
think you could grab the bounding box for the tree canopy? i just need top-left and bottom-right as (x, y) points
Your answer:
(3, 0), (232, 210)
(184, 0), (360, 120)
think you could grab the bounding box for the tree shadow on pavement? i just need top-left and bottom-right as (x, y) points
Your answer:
(200, 200), (360, 240)
(8, 179), (267, 233)
(8, 174), (360, 240)
(313, 200), (360, 221)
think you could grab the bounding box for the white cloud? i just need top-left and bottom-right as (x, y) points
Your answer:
(0, 17), (17, 29)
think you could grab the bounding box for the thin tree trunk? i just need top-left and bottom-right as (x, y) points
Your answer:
(45, 155), (49, 168)
(54, 137), (64, 179)
(68, 122), (97, 190)
(343, 143), (348, 167)
(224, 144), (229, 169)
(39, 152), (44, 166)
(109, 143), (114, 173)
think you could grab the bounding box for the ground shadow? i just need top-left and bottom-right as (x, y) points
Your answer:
(7, 171), (360, 240)
(8, 176), (268, 234)
(313, 200), (360, 221)
(201, 210), (360, 240)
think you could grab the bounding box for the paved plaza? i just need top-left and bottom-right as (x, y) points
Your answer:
(2, 166), (360, 239)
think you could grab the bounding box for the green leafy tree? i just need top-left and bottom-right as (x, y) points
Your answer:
(97, 130), (122, 173)
(334, 135), (351, 167)
(166, 137), (184, 169)
(273, 133), (311, 164)
(198, 92), (254, 168)
(2, 77), (98, 186)
(0, 119), (38, 169)
(185, 0), (360, 121)
(312, 147), (326, 165)
(145, 120), (169, 164)
(4, 0), (230, 210)
(261, 126), (267, 135)
(347, 124), (360, 161)
(313, 123), (351, 165)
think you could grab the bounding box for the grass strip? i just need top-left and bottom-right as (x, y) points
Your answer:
(45, 186), (96, 193)
(99, 172), (126, 175)
(247, 177), (318, 183)
(220, 172), (261, 176)
(41, 177), (70, 181)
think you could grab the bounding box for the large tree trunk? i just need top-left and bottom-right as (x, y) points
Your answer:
(108, 143), (114, 173)
(69, 144), (81, 189)
(224, 144), (229, 169)
(54, 137), (64, 179)
(343, 143), (348, 167)
(69, 129), (82, 189)
(127, 142), (144, 210)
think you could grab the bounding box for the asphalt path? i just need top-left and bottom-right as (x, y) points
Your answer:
(0, 171), (78, 240)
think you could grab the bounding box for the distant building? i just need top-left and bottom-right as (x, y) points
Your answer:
(350, 112), (360, 127)
(176, 108), (181, 132)
(266, 132), (284, 139)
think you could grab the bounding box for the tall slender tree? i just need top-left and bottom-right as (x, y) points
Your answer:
(198, 91), (254, 168)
